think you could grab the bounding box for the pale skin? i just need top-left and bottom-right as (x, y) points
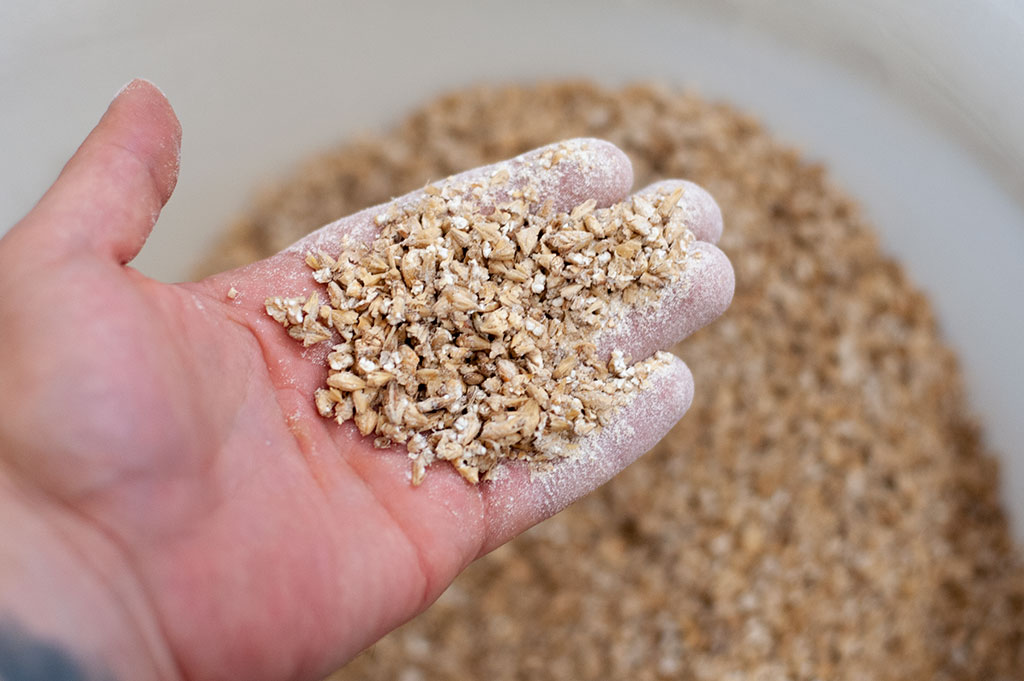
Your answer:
(0, 81), (734, 681)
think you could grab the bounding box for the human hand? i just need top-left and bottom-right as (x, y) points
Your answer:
(0, 81), (733, 681)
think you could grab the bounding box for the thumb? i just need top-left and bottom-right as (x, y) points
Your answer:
(19, 79), (182, 264)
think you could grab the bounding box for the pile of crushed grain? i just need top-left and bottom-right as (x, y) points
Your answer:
(265, 147), (698, 484)
(199, 82), (1024, 680)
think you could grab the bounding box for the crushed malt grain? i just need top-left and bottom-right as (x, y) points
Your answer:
(199, 82), (1024, 681)
(265, 145), (699, 483)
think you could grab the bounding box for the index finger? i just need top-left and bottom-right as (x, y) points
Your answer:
(205, 139), (634, 306)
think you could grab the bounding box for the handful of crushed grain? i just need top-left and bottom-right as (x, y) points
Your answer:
(266, 146), (699, 484)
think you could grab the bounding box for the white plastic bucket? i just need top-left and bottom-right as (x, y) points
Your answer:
(3, 0), (1022, 534)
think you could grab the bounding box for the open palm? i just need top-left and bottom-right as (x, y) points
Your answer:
(0, 82), (733, 681)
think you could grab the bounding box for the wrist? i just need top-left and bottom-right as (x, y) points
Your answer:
(0, 468), (178, 681)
